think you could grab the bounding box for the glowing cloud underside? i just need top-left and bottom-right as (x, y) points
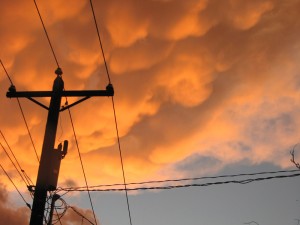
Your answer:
(0, 0), (300, 192)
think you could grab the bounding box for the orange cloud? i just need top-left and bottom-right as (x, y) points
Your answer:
(1, 0), (300, 195)
(226, 0), (274, 30)
(110, 38), (173, 74)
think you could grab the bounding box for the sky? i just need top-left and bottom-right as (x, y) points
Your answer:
(0, 0), (300, 224)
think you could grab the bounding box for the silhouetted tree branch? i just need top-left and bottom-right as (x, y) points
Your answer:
(290, 147), (300, 169)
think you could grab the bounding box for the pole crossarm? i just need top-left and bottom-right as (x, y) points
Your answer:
(6, 84), (114, 111)
(7, 89), (114, 98)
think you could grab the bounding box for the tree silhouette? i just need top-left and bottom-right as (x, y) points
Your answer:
(290, 148), (300, 169)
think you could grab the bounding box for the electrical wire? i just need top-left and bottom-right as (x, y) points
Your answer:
(51, 196), (67, 225)
(88, 1), (133, 224)
(0, 140), (29, 187)
(58, 169), (300, 190)
(0, 60), (40, 162)
(55, 207), (63, 225)
(67, 108), (98, 225)
(111, 97), (133, 225)
(32, 1), (99, 223)
(0, 130), (33, 186)
(0, 134), (35, 198)
(68, 206), (95, 225)
(0, 130), (30, 180)
(0, 60), (13, 84)
(89, 0), (111, 84)
(33, 0), (60, 68)
(0, 163), (31, 209)
(23, 170), (34, 187)
(58, 172), (300, 192)
(16, 98), (40, 162)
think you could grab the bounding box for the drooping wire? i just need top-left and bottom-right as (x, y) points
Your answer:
(55, 207), (63, 225)
(89, 0), (111, 84)
(33, 0), (60, 68)
(0, 60), (13, 84)
(0, 140), (29, 187)
(68, 206), (95, 225)
(59, 172), (300, 192)
(0, 60), (40, 162)
(67, 108), (98, 225)
(31, 1), (99, 221)
(57, 169), (300, 190)
(0, 130), (32, 185)
(23, 170), (34, 187)
(111, 97), (133, 225)
(45, 192), (65, 224)
(88, 1), (133, 224)
(16, 98), (40, 162)
(0, 163), (31, 209)
(48, 189), (90, 224)
(44, 194), (52, 222)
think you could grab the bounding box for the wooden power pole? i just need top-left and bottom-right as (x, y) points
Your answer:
(6, 68), (114, 225)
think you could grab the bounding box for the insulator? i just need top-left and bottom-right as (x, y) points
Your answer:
(55, 67), (63, 76)
(8, 85), (16, 92)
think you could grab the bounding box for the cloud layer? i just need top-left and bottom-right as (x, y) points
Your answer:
(1, 0), (300, 194)
(0, 184), (29, 225)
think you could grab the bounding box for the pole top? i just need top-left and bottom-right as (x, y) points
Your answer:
(55, 67), (63, 76)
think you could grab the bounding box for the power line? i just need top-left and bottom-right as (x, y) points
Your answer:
(31, 1), (100, 222)
(111, 98), (133, 225)
(0, 130), (32, 185)
(48, 190), (93, 224)
(0, 132), (34, 195)
(23, 170), (34, 187)
(0, 59), (13, 84)
(54, 207), (63, 225)
(0, 139), (29, 187)
(58, 172), (300, 192)
(16, 98), (40, 162)
(89, 0), (111, 84)
(33, 0), (60, 68)
(0, 163), (31, 209)
(46, 194), (67, 225)
(67, 108), (98, 225)
(59, 169), (300, 190)
(1, 60), (40, 162)
(88, 1), (133, 224)
(68, 206), (95, 225)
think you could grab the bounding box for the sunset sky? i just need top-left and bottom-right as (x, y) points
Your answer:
(1, 0), (300, 224)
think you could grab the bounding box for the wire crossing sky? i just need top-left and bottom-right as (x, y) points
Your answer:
(1, 0), (300, 224)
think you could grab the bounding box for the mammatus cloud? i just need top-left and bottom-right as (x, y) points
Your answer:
(0, 184), (29, 225)
(1, 0), (300, 192)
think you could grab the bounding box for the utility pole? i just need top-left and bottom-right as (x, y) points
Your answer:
(6, 68), (114, 225)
